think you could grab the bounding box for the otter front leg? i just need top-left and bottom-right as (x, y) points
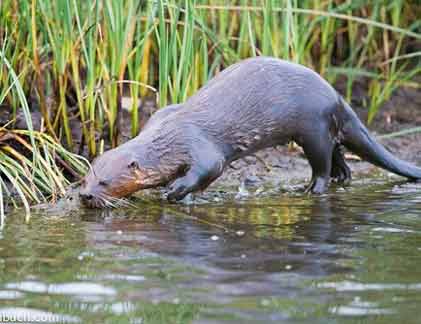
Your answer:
(167, 168), (207, 201)
(167, 150), (225, 201)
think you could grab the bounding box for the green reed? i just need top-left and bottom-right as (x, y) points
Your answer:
(0, 36), (88, 225)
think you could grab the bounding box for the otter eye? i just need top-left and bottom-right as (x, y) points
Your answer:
(129, 161), (139, 169)
(99, 179), (110, 186)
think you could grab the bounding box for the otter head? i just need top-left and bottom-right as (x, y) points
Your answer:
(79, 146), (161, 208)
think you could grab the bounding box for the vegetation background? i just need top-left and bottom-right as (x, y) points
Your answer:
(0, 0), (420, 221)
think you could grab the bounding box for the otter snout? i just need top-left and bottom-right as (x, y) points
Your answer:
(79, 191), (93, 202)
(79, 186), (99, 208)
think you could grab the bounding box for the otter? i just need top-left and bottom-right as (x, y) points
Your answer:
(79, 57), (421, 208)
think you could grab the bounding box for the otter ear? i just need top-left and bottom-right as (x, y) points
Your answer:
(129, 160), (140, 170)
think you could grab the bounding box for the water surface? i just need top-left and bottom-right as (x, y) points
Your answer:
(1, 177), (421, 323)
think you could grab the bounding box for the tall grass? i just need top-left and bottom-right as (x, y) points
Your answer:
(0, 35), (88, 225)
(2, 1), (419, 149)
(0, 0), (420, 217)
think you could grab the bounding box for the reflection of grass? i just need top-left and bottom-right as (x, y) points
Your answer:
(0, 213), (203, 323)
(121, 302), (201, 324)
(178, 195), (315, 240)
(228, 296), (329, 320)
(0, 295), (202, 324)
(0, 217), (199, 323)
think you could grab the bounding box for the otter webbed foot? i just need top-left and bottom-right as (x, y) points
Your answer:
(331, 145), (351, 184)
(167, 171), (201, 201)
(167, 159), (225, 202)
(167, 161), (225, 201)
(305, 176), (329, 194)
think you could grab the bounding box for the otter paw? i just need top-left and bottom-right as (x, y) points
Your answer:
(331, 164), (351, 185)
(305, 177), (329, 194)
(167, 178), (193, 202)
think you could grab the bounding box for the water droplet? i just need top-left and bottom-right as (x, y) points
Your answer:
(172, 298), (180, 304)
(261, 299), (270, 306)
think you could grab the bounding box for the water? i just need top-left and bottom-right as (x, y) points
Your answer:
(1, 177), (421, 323)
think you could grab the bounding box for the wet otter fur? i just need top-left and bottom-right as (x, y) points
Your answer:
(80, 57), (421, 208)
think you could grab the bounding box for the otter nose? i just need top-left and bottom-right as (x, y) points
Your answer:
(79, 187), (94, 202)
(80, 192), (93, 201)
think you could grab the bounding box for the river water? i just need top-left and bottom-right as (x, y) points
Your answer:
(1, 176), (421, 323)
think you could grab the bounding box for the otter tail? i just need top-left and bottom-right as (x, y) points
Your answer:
(340, 98), (421, 180)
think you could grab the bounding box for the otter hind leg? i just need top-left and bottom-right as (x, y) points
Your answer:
(331, 145), (351, 184)
(299, 126), (334, 194)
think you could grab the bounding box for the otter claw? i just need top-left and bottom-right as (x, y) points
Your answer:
(305, 177), (329, 194)
(167, 180), (191, 202)
(167, 188), (187, 202)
